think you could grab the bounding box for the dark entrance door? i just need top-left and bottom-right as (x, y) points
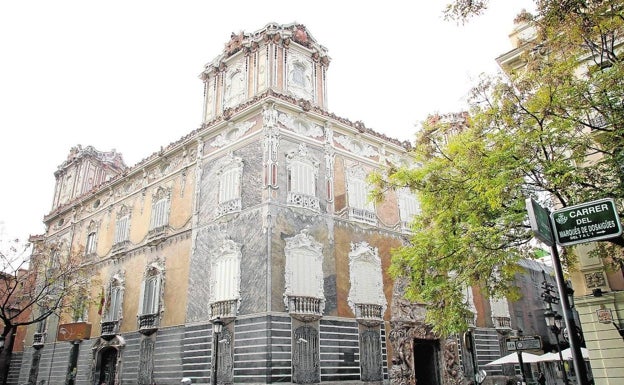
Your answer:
(98, 348), (118, 385)
(413, 339), (440, 385)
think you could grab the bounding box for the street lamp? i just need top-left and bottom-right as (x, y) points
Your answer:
(544, 310), (569, 385)
(211, 317), (224, 385)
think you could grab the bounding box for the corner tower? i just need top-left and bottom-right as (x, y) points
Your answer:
(199, 23), (330, 123)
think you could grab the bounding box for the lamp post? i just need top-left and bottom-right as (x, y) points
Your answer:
(544, 310), (569, 385)
(211, 317), (224, 385)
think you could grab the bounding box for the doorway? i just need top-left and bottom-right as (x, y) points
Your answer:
(98, 347), (118, 385)
(413, 339), (440, 385)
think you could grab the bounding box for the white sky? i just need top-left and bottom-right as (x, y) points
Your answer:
(0, 0), (535, 242)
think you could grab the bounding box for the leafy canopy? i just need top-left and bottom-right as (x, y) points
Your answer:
(372, 0), (624, 336)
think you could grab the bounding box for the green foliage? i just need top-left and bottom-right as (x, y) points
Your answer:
(373, 0), (624, 337)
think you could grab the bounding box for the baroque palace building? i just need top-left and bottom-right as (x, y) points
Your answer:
(18, 23), (468, 385)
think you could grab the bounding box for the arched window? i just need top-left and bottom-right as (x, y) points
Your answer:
(138, 263), (164, 333)
(347, 166), (376, 225)
(149, 188), (170, 230)
(215, 153), (243, 217)
(286, 143), (320, 212)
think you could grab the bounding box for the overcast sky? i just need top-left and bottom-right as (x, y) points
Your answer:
(0, 0), (535, 242)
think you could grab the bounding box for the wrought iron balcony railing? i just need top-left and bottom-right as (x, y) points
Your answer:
(101, 320), (119, 340)
(33, 332), (45, 348)
(138, 313), (159, 335)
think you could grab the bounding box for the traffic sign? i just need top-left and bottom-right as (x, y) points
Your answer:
(551, 198), (622, 246)
(506, 336), (542, 351)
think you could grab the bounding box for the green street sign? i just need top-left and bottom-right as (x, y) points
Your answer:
(551, 198), (622, 246)
(526, 198), (554, 246)
(506, 336), (542, 351)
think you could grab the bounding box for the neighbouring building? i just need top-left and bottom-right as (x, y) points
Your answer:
(496, 18), (624, 385)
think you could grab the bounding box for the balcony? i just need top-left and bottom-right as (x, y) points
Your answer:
(146, 226), (168, 246)
(210, 299), (238, 321)
(355, 303), (384, 326)
(493, 316), (511, 330)
(111, 240), (130, 256)
(138, 313), (159, 335)
(348, 207), (377, 226)
(216, 198), (242, 217)
(100, 320), (119, 340)
(286, 295), (323, 322)
(287, 192), (320, 212)
(33, 332), (45, 349)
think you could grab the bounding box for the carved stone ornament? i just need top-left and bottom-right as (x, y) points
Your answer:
(335, 134), (379, 158)
(389, 278), (464, 385)
(211, 120), (255, 148)
(278, 112), (324, 139)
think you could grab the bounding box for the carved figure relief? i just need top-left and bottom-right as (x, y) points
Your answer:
(278, 112), (324, 139)
(211, 120), (256, 148)
(335, 135), (378, 158)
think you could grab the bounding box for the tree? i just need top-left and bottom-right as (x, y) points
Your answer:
(0, 236), (91, 385)
(372, 0), (624, 336)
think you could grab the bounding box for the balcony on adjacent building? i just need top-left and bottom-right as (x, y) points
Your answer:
(100, 320), (120, 340)
(355, 303), (384, 326)
(33, 332), (45, 348)
(348, 207), (377, 226)
(286, 295), (323, 322)
(138, 313), (159, 335)
(287, 192), (320, 212)
(210, 299), (238, 320)
(493, 316), (512, 330)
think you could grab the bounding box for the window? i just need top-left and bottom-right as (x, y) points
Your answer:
(105, 280), (123, 322)
(85, 232), (97, 255)
(292, 62), (306, 87)
(149, 188), (170, 230)
(397, 188), (420, 232)
(114, 206), (131, 245)
(347, 242), (386, 323)
(286, 143), (320, 211)
(284, 230), (325, 319)
(138, 263), (163, 332)
(141, 274), (161, 316)
(209, 239), (242, 319)
(216, 154), (243, 217)
(347, 166), (376, 225)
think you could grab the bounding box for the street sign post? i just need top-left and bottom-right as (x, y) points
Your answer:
(551, 198), (622, 246)
(505, 336), (542, 351)
(526, 198), (555, 246)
